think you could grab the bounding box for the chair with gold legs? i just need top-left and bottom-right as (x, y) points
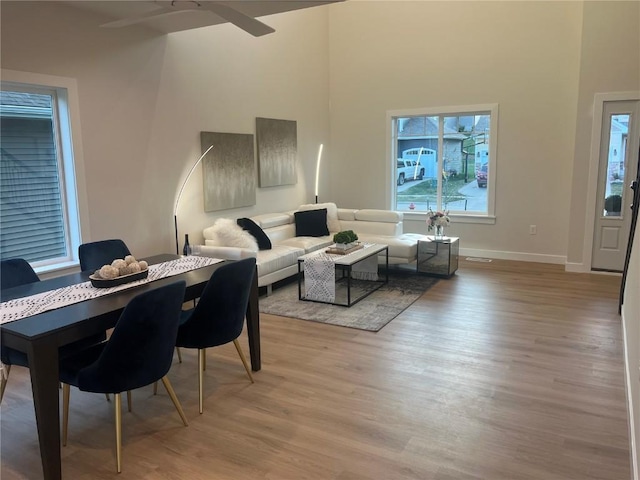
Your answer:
(174, 257), (256, 414)
(59, 280), (189, 473)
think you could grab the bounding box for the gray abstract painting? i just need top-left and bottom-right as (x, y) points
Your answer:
(201, 131), (256, 212)
(256, 117), (297, 187)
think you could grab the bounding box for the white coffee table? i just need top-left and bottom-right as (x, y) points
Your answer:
(297, 243), (388, 307)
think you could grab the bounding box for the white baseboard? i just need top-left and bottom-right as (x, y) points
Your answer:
(459, 247), (566, 265)
(622, 310), (639, 480)
(564, 262), (588, 273)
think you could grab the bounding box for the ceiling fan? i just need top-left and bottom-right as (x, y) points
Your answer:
(101, 0), (275, 37)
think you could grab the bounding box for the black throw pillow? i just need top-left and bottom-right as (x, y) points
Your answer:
(294, 209), (329, 237)
(237, 218), (272, 250)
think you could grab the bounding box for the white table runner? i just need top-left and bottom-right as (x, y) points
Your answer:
(304, 252), (336, 303)
(303, 243), (381, 303)
(0, 256), (223, 325)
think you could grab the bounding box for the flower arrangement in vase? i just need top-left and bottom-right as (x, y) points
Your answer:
(426, 209), (450, 240)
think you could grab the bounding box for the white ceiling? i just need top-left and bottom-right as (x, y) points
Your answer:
(65, 0), (342, 34)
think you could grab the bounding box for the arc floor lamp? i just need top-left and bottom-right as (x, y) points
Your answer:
(173, 145), (214, 255)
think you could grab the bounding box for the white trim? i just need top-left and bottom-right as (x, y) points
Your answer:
(583, 91), (640, 272)
(404, 212), (496, 225)
(459, 247), (566, 265)
(386, 113), (394, 208)
(564, 262), (587, 273)
(622, 310), (639, 480)
(387, 103), (498, 218)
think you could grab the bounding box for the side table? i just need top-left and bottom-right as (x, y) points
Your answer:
(417, 236), (459, 277)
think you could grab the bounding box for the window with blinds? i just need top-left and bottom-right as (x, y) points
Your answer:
(1, 88), (75, 266)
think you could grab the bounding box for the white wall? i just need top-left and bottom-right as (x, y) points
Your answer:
(2, 1), (637, 264)
(327, 1), (584, 259)
(623, 223), (640, 478)
(0, 1), (331, 257)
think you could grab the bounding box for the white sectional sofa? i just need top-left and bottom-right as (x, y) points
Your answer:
(200, 203), (424, 291)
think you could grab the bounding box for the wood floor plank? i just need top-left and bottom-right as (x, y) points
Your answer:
(1, 258), (630, 479)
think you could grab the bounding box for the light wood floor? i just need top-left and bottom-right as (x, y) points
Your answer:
(0, 258), (630, 479)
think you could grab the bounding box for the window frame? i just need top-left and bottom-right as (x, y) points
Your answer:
(1, 70), (89, 274)
(386, 103), (498, 224)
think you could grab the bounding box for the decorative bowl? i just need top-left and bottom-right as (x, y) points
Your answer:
(89, 269), (149, 288)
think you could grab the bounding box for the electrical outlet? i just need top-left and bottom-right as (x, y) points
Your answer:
(529, 225), (537, 235)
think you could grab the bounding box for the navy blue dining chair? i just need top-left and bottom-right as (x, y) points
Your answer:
(78, 238), (184, 364)
(78, 239), (146, 405)
(78, 238), (132, 272)
(1, 258), (40, 291)
(60, 280), (189, 473)
(0, 258), (107, 402)
(174, 257), (256, 414)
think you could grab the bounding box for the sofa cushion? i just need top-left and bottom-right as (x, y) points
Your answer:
(203, 218), (258, 250)
(253, 212), (293, 229)
(294, 209), (329, 237)
(357, 233), (420, 260)
(237, 218), (272, 250)
(256, 245), (304, 278)
(299, 202), (341, 232)
(355, 209), (403, 223)
(337, 209), (357, 222)
(279, 236), (333, 253)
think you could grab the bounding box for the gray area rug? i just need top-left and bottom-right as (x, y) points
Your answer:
(259, 272), (439, 332)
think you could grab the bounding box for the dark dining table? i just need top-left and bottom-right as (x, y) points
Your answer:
(0, 254), (261, 480)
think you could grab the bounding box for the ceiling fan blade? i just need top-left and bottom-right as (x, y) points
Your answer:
(101, 6), (175, 28)
(199, 2), (275, 37)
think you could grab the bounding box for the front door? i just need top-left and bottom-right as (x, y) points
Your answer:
(592, 100), (640, 271)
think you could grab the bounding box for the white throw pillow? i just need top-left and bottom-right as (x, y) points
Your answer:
(209, 218), (258, 251)
(298, 202), (340, 233)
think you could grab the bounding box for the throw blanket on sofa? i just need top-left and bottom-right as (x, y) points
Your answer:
(304, 252), (336, 303)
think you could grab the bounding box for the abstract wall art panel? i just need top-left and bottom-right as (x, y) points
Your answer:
(200, 131), (256, 212)
(256, 117), (297, 187)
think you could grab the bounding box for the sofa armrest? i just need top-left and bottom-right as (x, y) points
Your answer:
(199, 245), (257, 261)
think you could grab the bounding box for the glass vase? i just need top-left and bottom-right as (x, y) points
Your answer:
(434, 225), (445, 240)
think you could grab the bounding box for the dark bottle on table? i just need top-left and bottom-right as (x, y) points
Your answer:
(183, 234), (192, 256)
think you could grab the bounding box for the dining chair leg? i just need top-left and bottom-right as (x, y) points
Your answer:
(153, 381), (158, 395)
(0, 364), (11, 402)
(114, 393), (122, 473)
(127, 390), (132, 412)
(105, 393), (110, 402)
(233, 339), (254, 383)
(176, 347), (182, 363)
(62, 383), (70, 446)
(198, 349), (205, 414)
(160, 376), (188, 426)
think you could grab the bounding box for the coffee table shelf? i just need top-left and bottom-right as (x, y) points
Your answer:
(297, 243), (389, 307)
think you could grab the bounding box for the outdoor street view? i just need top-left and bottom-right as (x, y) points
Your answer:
(394, 113), (490, 213)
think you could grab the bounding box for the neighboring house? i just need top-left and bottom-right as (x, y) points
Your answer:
(397, 116), (490, 176)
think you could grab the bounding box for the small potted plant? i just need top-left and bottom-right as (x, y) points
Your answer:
(333, 230), (359, 250)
